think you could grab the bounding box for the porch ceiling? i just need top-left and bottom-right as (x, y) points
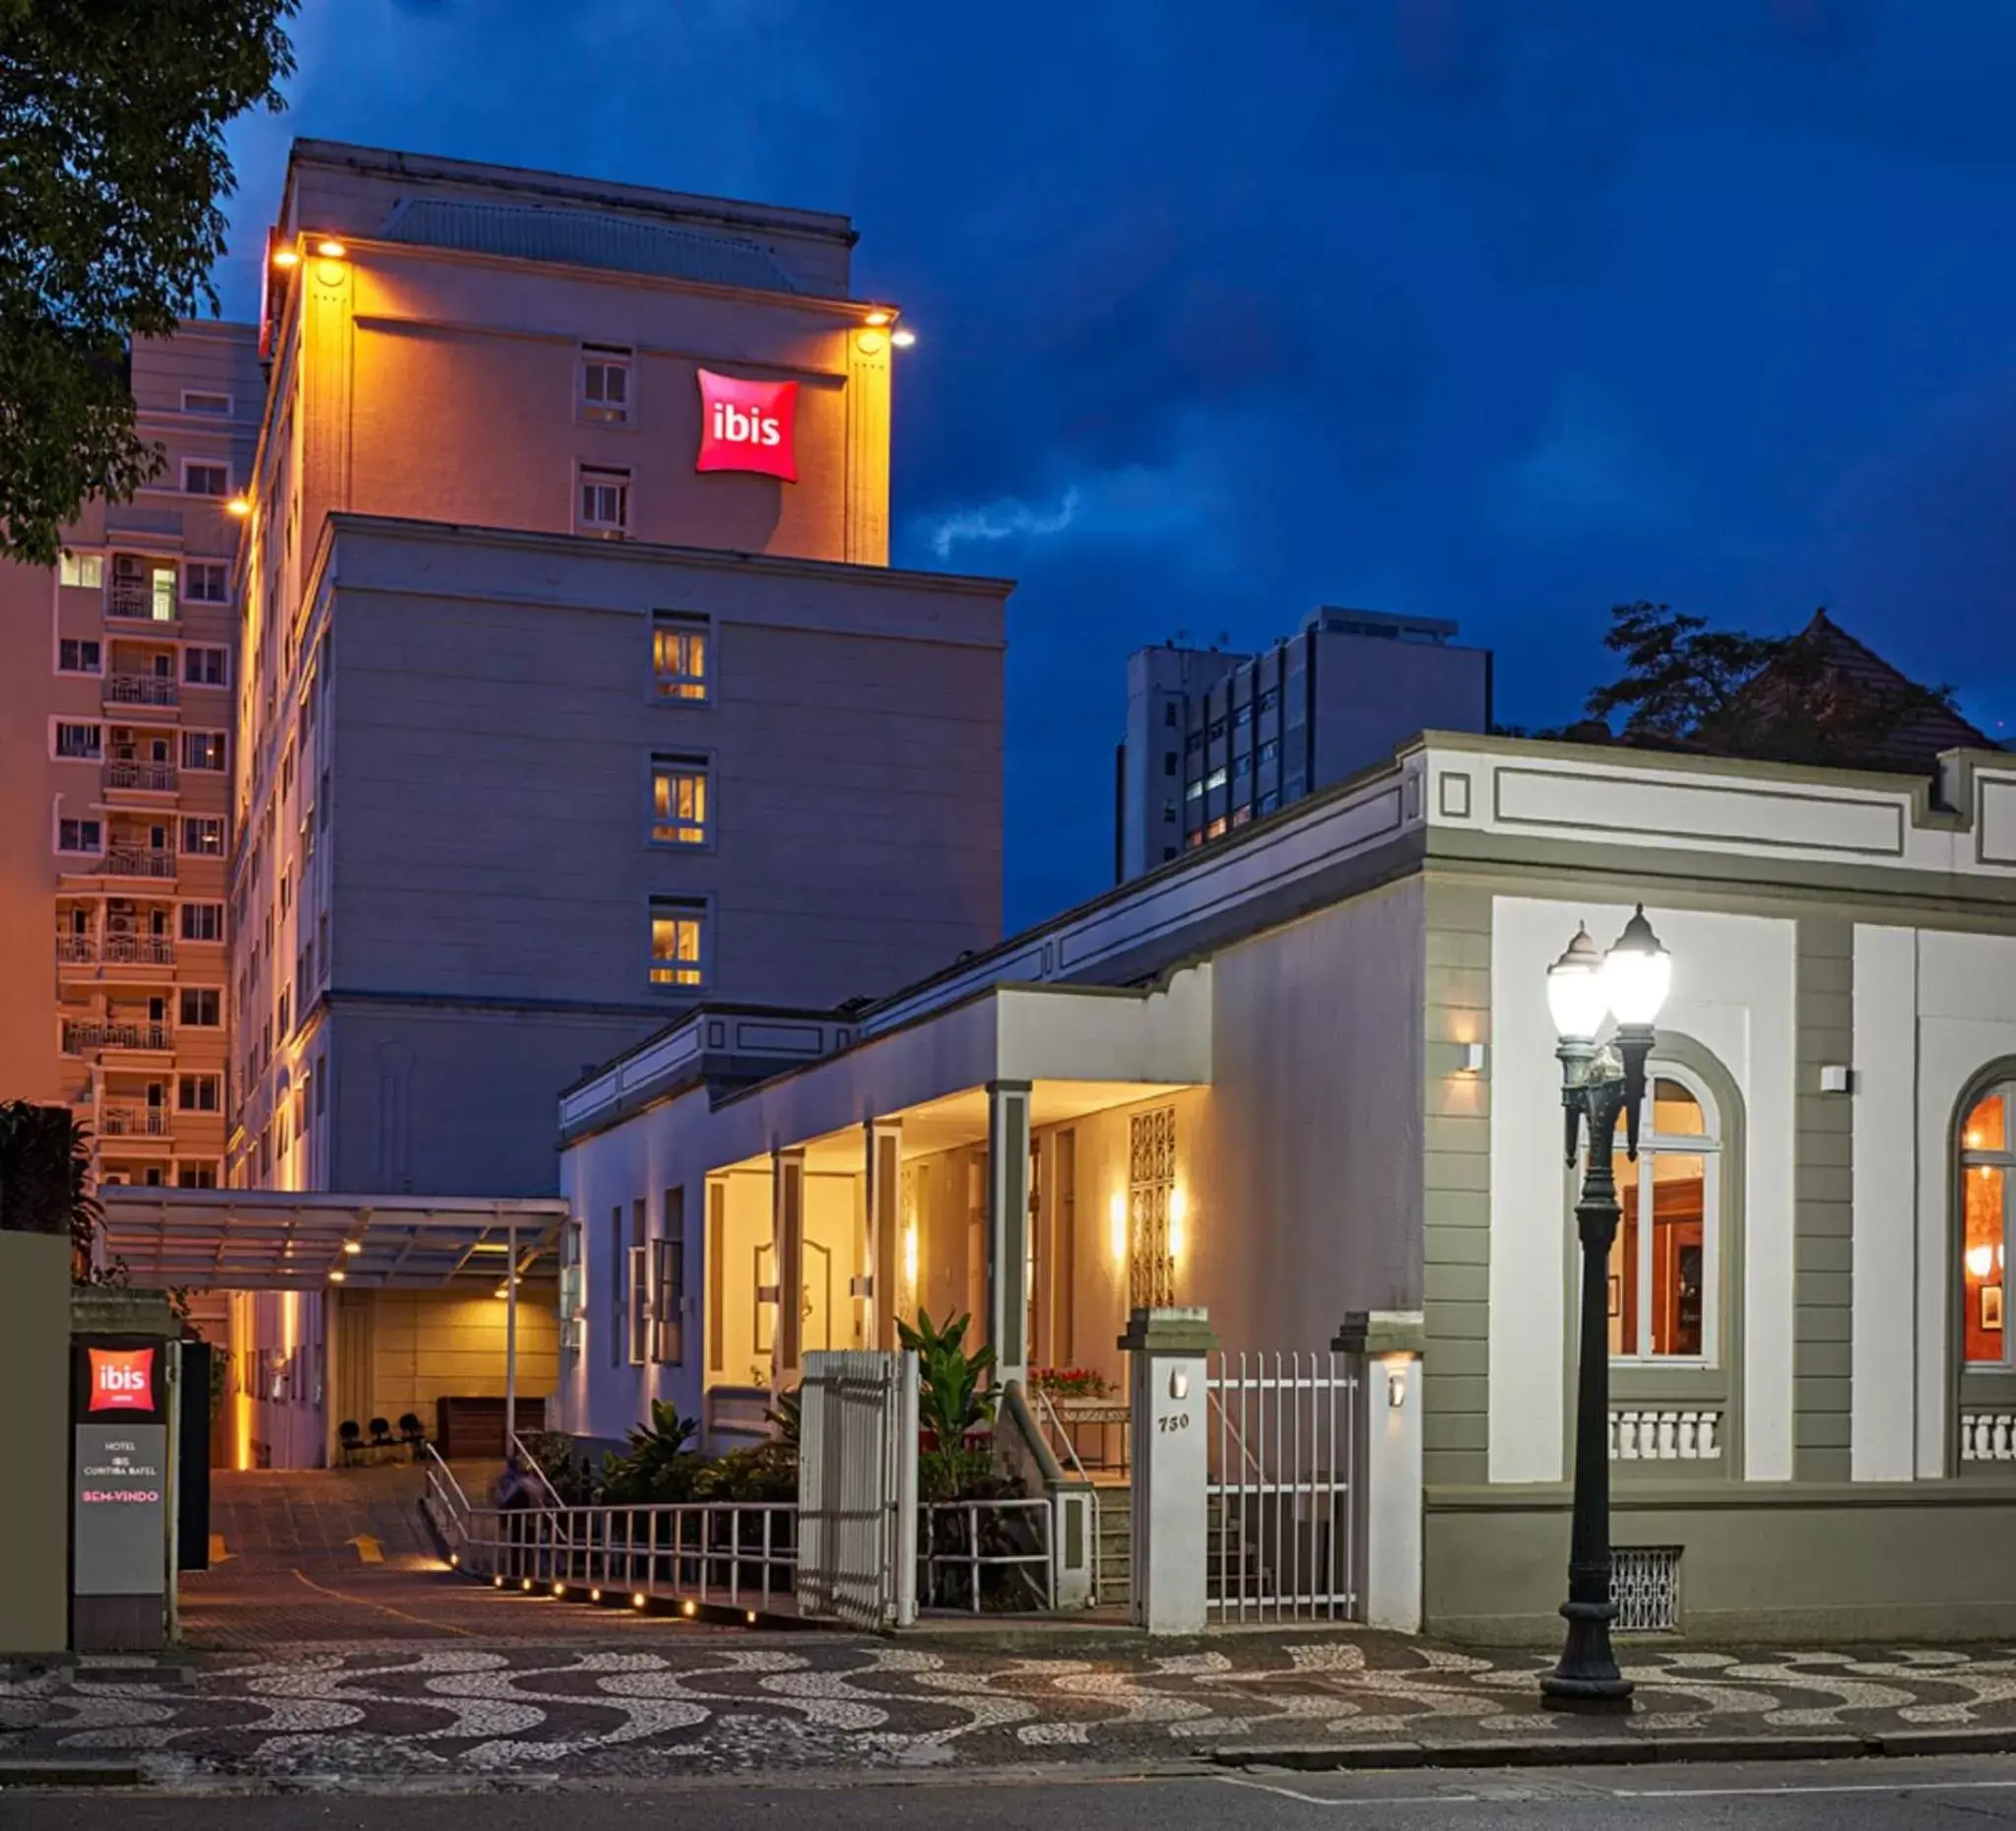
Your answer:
(745, 1078), (1192, 1176)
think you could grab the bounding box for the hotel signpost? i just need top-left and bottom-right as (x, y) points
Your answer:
(72, 1335), (176, 1651)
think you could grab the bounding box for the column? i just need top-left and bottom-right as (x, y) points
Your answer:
(1122, 1305), (1216, 1634)
(772, 1147), (805, 1387)
(1335, 1310), (1424, 1634)
(865, 1117), (902, 1351)
(986, 1080), (1032, 1387)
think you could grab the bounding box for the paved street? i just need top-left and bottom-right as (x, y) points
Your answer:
(9, 1758), (2016, 1825)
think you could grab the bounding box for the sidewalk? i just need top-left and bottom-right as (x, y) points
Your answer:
(10, 1630), (2016, 1785)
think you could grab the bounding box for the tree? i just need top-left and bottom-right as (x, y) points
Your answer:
(0, 1099), (101, 1274)
(0, 0), (295, 565)
(1579, 602), (1979, 773)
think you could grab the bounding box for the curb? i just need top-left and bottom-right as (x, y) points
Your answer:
(0, 1762), (148, 1790)
(1211, 1725), (2016, 1772)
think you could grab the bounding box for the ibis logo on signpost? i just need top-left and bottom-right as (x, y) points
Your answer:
(695, 368), (798, 482)
(88, 1346), (156, 1413)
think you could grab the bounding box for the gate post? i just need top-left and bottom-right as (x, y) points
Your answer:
(1336, 1310), (1424, 1633)
(1122, 1306), (1215, 1634)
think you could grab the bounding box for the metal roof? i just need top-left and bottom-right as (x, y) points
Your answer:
(378, 197), (804, 294)
(100, 1188), (565, 1293)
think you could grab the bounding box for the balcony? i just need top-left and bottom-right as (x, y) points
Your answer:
(104, 674), (178, 709)
(99, 848), (176, 880)
(105, 761), (178, 794)
(104, 934), (175, 966)
(55, 934), (96, 965)
(62, 1019), (172, 1055)
(105, 580), (175, 623)
(98, 1106), (172, 1141)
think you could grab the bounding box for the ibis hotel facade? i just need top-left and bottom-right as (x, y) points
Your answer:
(120, 141), (1010, 1469)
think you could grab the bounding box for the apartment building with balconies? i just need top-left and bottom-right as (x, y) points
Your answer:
(227, 143), (1008, 1200)
(0, 321), (260, 1188)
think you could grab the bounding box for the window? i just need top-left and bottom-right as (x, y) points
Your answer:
(577, 464), (630, 537)
(1163, 702), (1179, 728)
(182, 732), (227, 772)
(182, 460), (229, 496)
(175, 1162), (219, 1189)
(580, 345), (632, 425)
(1204, 767), (1227, 793)
(181, 390), (231, 417)
(183, 647), (228, 687)
(1163, 752), (1177, 777)
(609, 1205), (624, 1369)
(1185, 779), (1203, 802)
(650, 753), (710, 845)
(652, 612), (709, 701)
(1608, 1073), (1720, 1362)
(181, 817), (224, 856)
(1258, 739), (1279, 767)
(649, 896), (708, 989)
(1233, 752), (1253, 779)
(57, 638), (102, 675)
(179, 988), (222, 1027)
(559, 1220), (585, 1352)
(1161, 799), (1177, 823)
(1962, 1087), (2015, 1367)
(176, 1074), (221, 1113)
(55, 722), (102, 760)
(59, 552), (103, 589)
(183, 561), (229, 604)
(180, 903), (224, 943)
(151, 567), (175, 621)
(652, 1189), (685, 1365)
(57, 817), (102, 854)
(278, 988), (291, 1037)
(1204, 816), (1227, 839)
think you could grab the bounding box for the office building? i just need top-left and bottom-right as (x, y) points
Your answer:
(229, 142), (1010, 1200)
(0, 325), (262, 1189)
(1115, 608), (1491, 880)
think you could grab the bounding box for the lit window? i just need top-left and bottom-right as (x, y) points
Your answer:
(59, 552), (103, 589)
(58, 638), (101, 675)
(651, 753), (710, 845)
(578, 464), (630, 538)
(1608, 1073), (1719, 1362)
(652, 611), (709, 701)
(1204, 767), (1227, 793)
(181, 732), (227, 772)
(580, 345), (632, 425)
(183, 561), (229, 604)
(1184, 780), (1203, 802)
(1204, 816), (1226, 839)
(1258, 739), (1279, 767)
(55, 722), (102, 759)
(649, 896), (708, 989)
(1962, 1088), (2013, 1367)
(182, 461), (229, 496)
(181, 391), (231, 417)
(181, 817), (224, 857)
(151, 567), (175, 621)
(57, 817), (102, 854)
(653, 1190), (685, 1364)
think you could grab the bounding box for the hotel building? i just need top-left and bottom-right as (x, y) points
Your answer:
(0, 325), (262, 1190)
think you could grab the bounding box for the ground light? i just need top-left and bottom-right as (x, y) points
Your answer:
(448, 1553), (459, 1567)
(492, 1576), (504, 1589)
(631, 1593), (647, 1609)
(552, 1583), (566, 1598)
(681, 1601), (696, 1618)
(520, 1578), (533, 1592)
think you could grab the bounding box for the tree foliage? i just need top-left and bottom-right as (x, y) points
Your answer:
(0, 1098), (101, 1270)
(0, 0), (295, 564)
(1580, 601), (1966, 771)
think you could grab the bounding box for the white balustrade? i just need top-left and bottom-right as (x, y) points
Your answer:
(1610, 1407), (1723, 1461)
(1961, 1410), (2016, 1462)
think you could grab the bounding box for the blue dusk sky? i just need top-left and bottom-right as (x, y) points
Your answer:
(217, 0), (2016, 930)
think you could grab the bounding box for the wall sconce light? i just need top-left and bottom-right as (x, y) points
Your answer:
(1109, 1192), (1127, 1262)
(890, 328), (917, 349)
(1169, 1186), (1188, 1262)
(1462, 1042), (1487, 1074)
(902, 1226), (918, 1289)
(1819, 1065), (1853, 1094)
(864, 308), (892, 327)
(315, 237), (347, 259)
(1387, 1365), (1408, 1409)
(1169, 1369), (1190, 1402)
(848, 1275), (873, 1299)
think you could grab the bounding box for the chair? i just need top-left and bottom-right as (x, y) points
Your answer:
(338, 1419), (361, 1468)
(397, 1412), (425, 1458)
(367, 1416), (393, 1449)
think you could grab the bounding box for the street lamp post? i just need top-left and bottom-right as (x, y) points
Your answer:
(1540, 905), (1671, 1709)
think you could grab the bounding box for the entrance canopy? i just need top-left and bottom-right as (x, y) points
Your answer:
(100, 1188), (566, 1292)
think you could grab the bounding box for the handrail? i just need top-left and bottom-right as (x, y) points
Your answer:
(422, 1442), (471, 1514)
(1030, 1384), (1095, 1488)
(509, 1430), (566, 1510)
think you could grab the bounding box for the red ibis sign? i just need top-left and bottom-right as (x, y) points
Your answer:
(695, 368), (798, 482)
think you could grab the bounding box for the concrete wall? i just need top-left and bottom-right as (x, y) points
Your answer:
(0, 1233), (71, 1653)
(328, 1286), (558, 1446)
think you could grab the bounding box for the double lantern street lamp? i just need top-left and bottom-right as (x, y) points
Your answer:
(1540, 904), (1672, 1708)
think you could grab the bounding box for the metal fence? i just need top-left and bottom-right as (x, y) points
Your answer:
(917, 1498), (1054, 1614)
(1205, 1350), (1359, 1622)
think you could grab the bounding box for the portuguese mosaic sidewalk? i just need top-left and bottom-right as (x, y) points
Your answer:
(11, 1631), (2016, 1784)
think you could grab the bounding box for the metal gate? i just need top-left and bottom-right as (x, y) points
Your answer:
(797, 1349), (918, 1628)
(1205, 1350), (1358, 1621)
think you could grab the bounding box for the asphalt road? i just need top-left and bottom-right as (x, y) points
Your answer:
(10, 1757), (2016, 1828)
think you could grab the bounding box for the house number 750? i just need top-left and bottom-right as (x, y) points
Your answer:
(1158, 1411), (1191, 1432)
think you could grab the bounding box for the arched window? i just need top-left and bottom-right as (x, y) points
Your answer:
(1608, 1069), (1721, 1364)
(1960, 1086), (2011, 1369)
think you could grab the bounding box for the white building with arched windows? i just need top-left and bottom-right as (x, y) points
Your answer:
(557, 730), (2016, 1640)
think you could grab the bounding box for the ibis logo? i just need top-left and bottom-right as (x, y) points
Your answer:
(694, 368), (798, 482)
(88, 1346), (156, 1413)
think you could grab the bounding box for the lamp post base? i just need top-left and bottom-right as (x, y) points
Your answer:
(1539, 1599), (1635, 1710)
